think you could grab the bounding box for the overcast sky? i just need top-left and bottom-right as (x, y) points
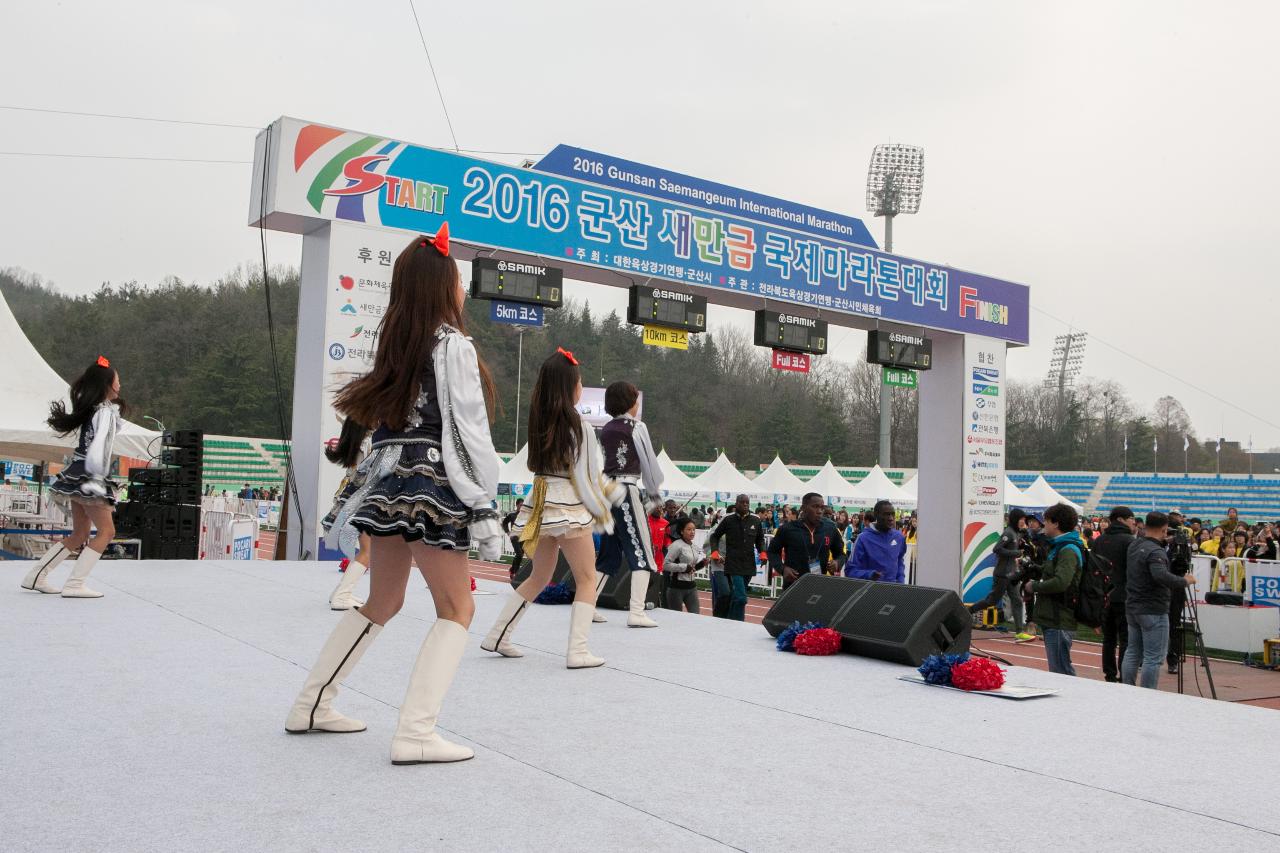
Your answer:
(2, 0), (1277, 449)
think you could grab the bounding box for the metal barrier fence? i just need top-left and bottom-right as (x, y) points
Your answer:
(200, 509), (260, 560)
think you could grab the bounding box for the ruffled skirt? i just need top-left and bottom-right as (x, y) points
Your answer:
(510, 476), (594, 542)
(324, 438), (470, 553)
(49, 460), (118, 507)
(595, 481), (657, 575)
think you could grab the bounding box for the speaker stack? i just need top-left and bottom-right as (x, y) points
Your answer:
(763, 574), (971, 666)
(115, 429), (204, 560)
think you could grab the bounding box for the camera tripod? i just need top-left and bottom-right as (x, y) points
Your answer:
(1174, 588), (1217, 699)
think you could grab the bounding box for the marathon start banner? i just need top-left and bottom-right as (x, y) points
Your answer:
(251, 118), (1030, 345)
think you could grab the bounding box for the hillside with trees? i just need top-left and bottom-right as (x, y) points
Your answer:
(1, 266), (1251, 473)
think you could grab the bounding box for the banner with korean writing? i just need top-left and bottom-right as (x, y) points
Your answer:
(772, 350), (810, 373)
(959, 340), (1007, 604)
(254, 118), (1029, 344)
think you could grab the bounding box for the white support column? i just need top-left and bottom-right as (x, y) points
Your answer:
(915, 332), (1008, 600)
(284, 224), (332, 561)
(915, 331), (965, 592)
(285, 222), (403, 559)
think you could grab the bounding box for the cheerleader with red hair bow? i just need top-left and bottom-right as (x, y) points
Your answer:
(481, 347), (623, 668)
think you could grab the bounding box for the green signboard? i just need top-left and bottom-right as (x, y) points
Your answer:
(881, 366), (918, 389)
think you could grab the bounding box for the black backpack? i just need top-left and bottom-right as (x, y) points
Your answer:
(1072, 548), (1109, 629)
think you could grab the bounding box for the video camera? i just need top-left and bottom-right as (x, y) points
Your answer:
(1166, 524), (1192, 576)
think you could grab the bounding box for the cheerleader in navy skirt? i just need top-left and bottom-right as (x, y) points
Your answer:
(285, 224), (504, 766)
(319, 421), (371, 610)
(21, 356), (123, 598)
(481, 348), (622, 668)
(594, 380), (665, 627)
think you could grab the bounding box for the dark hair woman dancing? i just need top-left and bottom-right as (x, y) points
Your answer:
(481, 348), (622, 667)
(284, 225), (504, 765)
(22, 357), (124, 598)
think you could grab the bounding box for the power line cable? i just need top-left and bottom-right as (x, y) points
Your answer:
(407, 0), (461, 152)
(1031, 305), (1280, 434)
(0, 150), (250, 164)
(0, 105), (539, 155)
(255, 122), (305, 559)
(0, 104), (259, 129)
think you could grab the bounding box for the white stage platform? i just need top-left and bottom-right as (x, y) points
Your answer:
(4, 560), (1279, 852)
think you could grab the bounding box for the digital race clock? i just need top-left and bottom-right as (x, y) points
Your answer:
(627, 284), (707, 333)
(866, 329), (933, 370)
(470, 257), (563, 308)
(753, 310), (828, 356)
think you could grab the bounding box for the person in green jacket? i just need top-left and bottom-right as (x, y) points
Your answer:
(1027, 503), (1083, 676)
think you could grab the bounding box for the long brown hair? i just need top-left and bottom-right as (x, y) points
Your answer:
(526, 351), (582, 474)
(48, 362), (126, 435)
(333, 233), (495, 431)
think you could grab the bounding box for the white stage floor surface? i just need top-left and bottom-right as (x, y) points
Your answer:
(3, 560), (1278, 852)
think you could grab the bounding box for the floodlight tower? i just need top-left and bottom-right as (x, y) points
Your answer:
(1044, 332), (1087, 416)
(866, 144), (925, 468)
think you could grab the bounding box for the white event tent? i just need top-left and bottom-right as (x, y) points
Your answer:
(804, 461), (861, 504)
(843, 464), (911, 504)
(0, 290), (158, 463)
(899, 474), (918, 502)
(497, 445), (534, 486)
(1010, 474), (1081, 511)
(1003, 475), (1027, 505)
(655, 450), (704, 498)
(692, 452), (760, 498)
(749, 454), (809, 502)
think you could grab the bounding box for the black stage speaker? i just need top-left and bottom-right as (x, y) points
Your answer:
(162, 429), (203, 449)
(508, 555), (661, 609)
(594, 568), (662, 611)
(510, 553), (573, 589)
(763, 574), (971, 666)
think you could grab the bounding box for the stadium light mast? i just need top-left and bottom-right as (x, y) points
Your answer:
(1044, 332), (1087, 416)
(866, 143), (924, 468)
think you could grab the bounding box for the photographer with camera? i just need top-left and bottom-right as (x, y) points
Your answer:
(967, 509), (1029, 636)
(1024, 504), (1085, 675)
(1092, 506), (1137, 682)
(1123, 511), (1196, 688)
(1165, 510), (1193, 674)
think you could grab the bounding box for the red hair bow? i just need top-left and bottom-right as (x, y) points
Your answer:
(419, 222), (450, 257)
(556, 347), (579, 365)
(96, 355), (111, 368)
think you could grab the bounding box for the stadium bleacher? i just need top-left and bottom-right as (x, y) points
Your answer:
(201, 436), (288, 495)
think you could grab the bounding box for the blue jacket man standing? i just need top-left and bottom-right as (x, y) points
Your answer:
(844, 500), (906, 583)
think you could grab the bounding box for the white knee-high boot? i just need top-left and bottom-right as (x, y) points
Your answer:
(390, 619), (474, 765)
(329, 559), (368, 610)
(567, 601), (605, 669)
(61, 548), (104, 599)
(21, 543), (71, 594)
(285, 609), (382, 733)
(592, 571), (608, 622)
(480, 591), (529, 657)
(627, 570), (658, 627)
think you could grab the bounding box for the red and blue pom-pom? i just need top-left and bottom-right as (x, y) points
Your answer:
(950, 657), (1005, 691)
(776, 620), (825, 651)
(917, 652), (971, 685)
(534, 583), (573, 605)
(918, 653), (1005, 690)
(793, 627), (842, 656)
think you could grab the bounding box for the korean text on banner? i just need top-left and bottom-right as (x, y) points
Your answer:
(252, 118), (1030, 344)
(959, 340), (1007, 604)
